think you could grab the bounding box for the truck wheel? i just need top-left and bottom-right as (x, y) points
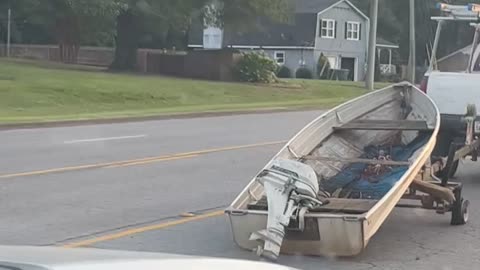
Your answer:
(451, 199), (469, 225)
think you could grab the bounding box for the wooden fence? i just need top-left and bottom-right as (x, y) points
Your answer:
(0, 44), (240, 81)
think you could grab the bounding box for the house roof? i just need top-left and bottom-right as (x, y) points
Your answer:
(227, 13), (317, 47)
(188, 0), (369, 48)
(294, 0), (340, 13)
(377, 37), (399, 49)
(188, 13), (317, 47)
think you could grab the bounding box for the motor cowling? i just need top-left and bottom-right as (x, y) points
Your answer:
(250, 159), (320, 261)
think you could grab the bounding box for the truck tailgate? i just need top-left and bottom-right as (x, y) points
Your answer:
(427, 72), (480, 116)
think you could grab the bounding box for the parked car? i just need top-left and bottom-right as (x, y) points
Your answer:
(0, 246), (298, 270)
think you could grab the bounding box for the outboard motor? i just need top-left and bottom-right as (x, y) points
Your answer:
(250, 159), (322, 261)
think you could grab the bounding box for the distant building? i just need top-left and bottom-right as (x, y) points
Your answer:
(189, 0), (398, 81)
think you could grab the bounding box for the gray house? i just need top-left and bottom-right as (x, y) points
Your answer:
(188, 0), (383, 81)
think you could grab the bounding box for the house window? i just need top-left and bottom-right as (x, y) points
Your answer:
(346, 22), (360, 41)
(321, 19), (336, 38)
(274, 51), (285, 65)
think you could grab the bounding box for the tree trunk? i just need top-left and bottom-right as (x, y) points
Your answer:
(56, 16), (80, 64)
(110, 9), (140, 71)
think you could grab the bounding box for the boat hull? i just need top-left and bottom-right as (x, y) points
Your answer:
(226, 82), (440, 257)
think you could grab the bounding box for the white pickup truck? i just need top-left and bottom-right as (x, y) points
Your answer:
(419, 8), (480, 176)
(422, 71), (480, 156)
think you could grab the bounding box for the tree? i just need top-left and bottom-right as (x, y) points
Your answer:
(350, 0), (480, 67)
(5, 0), (122, 62)
(52, 0), (121, 62)
(207, 0), (292, 47)
(110, 0), (291, 71)
(110, 0), (208, 71)
(0, 0), (53, 44)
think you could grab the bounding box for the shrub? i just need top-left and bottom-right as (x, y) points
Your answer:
(233, 51), (278, 83)
(317, 53), (331, 79)
(295, 67), (313, 79)
(276, 65), (292, 78)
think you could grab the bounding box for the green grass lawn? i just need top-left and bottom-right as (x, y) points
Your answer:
(0, 58), (388, 123)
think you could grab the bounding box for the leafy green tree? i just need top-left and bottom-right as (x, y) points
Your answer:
(110, 0), (209, 70)
(2, 0), (122, 62)
(110, 0), (291, 71)
(351, 0), (480, 67)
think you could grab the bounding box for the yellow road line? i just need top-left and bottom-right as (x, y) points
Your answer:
(105, 154), (200, 169)
(0, 140), (286, 179)
(61, 210), (224, 248)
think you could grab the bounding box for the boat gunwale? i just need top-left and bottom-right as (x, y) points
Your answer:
(363, 84), (440, 219)
(227, 82), (440, 224)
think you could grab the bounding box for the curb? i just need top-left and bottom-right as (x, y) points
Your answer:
(0, 107), (322, 131)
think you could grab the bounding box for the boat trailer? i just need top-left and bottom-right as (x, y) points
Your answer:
(400, 105), (477, 225)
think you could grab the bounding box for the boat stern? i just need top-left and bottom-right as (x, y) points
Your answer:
(225, 208), (367, 257)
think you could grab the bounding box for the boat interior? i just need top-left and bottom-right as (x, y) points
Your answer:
(241, 88), (436, 215)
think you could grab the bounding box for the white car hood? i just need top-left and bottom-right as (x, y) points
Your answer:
(0, 246), (296, 270)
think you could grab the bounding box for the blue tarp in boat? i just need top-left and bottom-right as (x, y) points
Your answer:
(322, 135), (429, 199)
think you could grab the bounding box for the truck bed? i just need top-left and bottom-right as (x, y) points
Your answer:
(427, 71), (480, 116)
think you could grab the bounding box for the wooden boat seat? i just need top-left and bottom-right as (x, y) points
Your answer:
(302, 156), (410, 166)
(309, 198), (378, 214)
(333, 119), (432, 131)
(247, 197), (378, 214)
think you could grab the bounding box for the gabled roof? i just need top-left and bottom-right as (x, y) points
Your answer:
(188, 0), (369, 48)
(188, 13), (317, 48)
(224, 13), (317, 47)
(294, 0), (368, 21)
(294, 0), (340, 13)
(317, 0), (369, 21)
(377, 37), (399, 49)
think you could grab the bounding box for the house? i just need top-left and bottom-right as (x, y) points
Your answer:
(377, 37), (400, 75)
(190, 0), (378, 81)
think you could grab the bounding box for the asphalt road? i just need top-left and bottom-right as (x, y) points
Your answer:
(0, 111), (479, 270)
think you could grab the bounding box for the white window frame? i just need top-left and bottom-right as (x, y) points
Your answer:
(274, 51), (286, 65)
(346, 21), (360, 41)
(321, 19), (336, 39)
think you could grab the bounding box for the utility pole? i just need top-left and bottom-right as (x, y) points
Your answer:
(408, 0), (416, 83)
(7, 8), (11, 57)
(366, 0), (378, 91)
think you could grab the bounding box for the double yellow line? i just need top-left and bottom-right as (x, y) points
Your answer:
(0, 140), (286, 179)
(62, 210), (224, 248)
(1, 140), (286, 247)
